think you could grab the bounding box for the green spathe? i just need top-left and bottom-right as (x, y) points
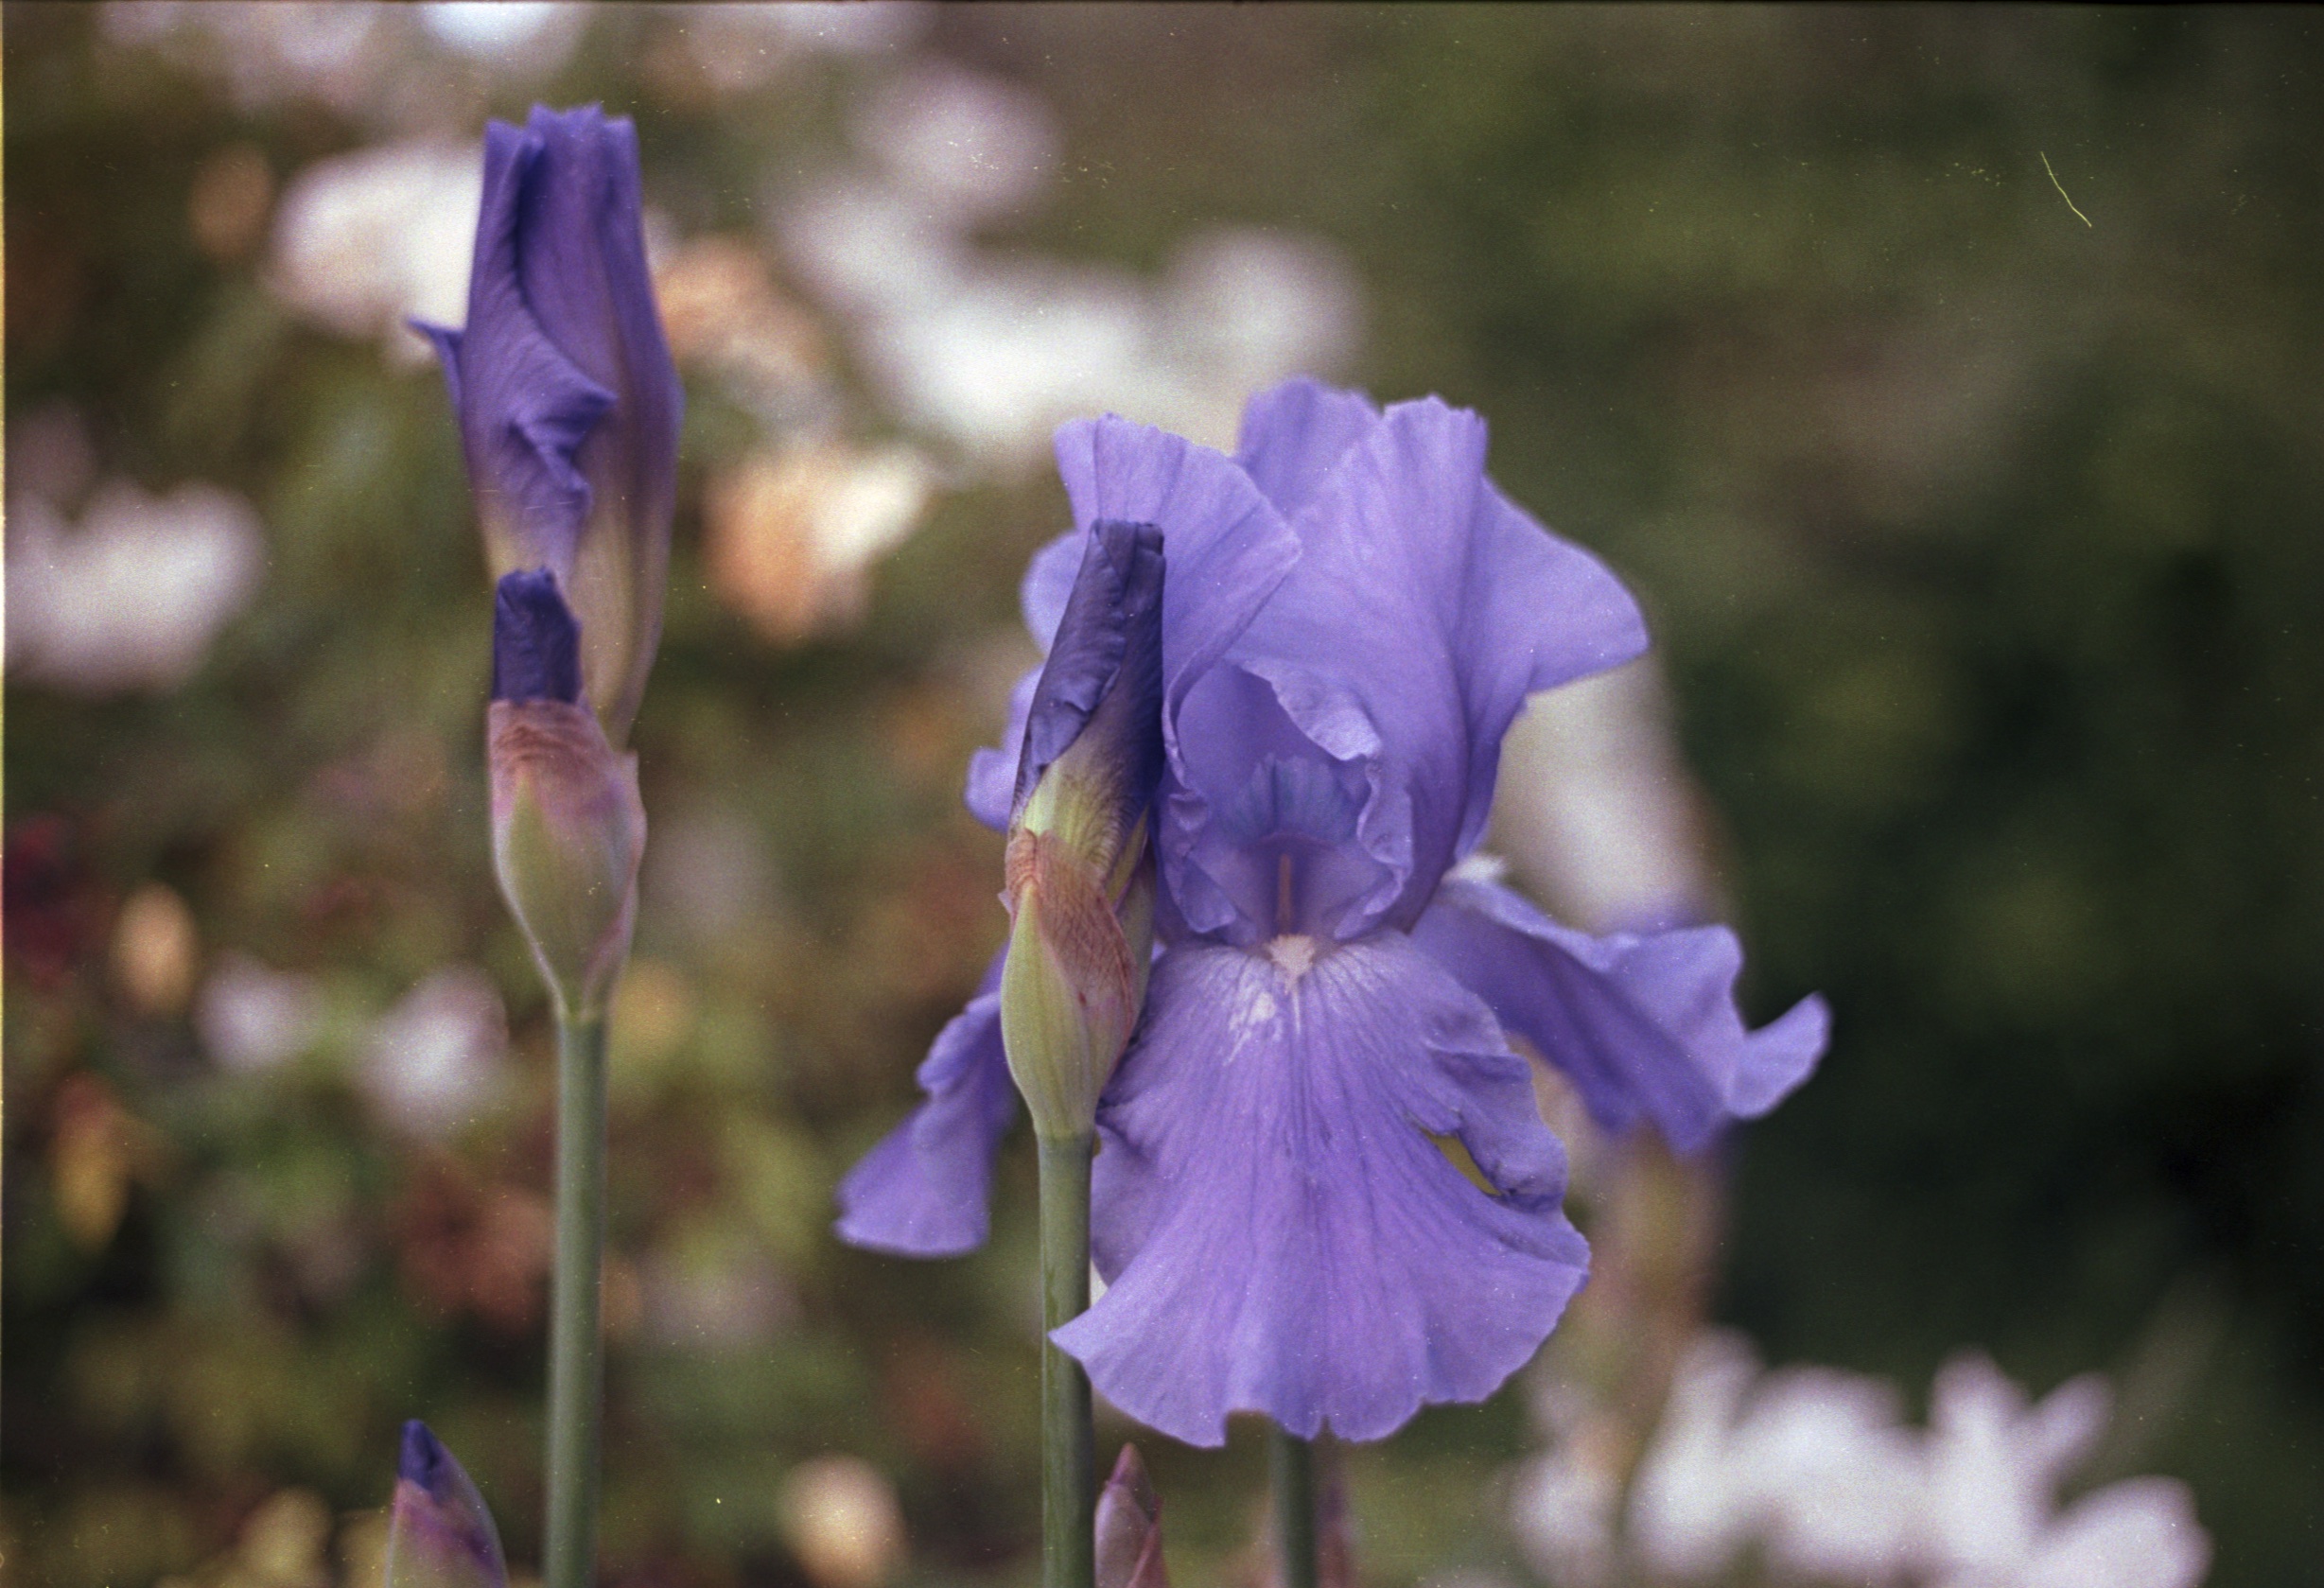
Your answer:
(487, 697), (646, 1021)
(1002, 765), (1154, 1141)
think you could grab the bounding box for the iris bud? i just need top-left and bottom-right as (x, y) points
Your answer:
(999, 521), (1164, 1141)
(1094, 1443), (1170, 1588)
(385, 1421), (507, 1588)
(487, 570), (645, 1021)
(418, 105), (683, 747)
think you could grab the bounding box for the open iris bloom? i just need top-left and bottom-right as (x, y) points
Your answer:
(840, 379), (1827, 1447)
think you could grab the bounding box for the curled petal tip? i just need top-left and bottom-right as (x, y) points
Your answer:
(386, 1421), (506, 1588)
(397, 1418), (446, 1489)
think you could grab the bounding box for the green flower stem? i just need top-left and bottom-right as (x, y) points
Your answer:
(1270, 1425), (1318, 1588)
(1038, 1131), (1097, 1588)
(544, 1011), (608, 1588)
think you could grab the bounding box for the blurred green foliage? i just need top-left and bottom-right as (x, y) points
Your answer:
(7, 7), (2321, 1588)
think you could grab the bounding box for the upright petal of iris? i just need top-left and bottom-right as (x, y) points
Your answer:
(386, 1421), (508, 1588)
(420, 104), (683, 746)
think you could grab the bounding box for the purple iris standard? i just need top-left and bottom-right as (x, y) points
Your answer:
(418, 104), (682, 747)
(839, 380), (1828, 1446)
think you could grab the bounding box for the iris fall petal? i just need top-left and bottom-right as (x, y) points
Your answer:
(1055, 934), (1590, 1446)
(1411, 875), (1829, 1152)
(834, 951), (1017, 1257)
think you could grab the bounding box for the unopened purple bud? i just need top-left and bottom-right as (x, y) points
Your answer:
(1013, 520), (1166, 836)
(1000, 520), (1164, 1139)
(418, 104), (682, 746)
(1094, 1443), (1170, 1588)
(492, 569), (583, 705)
(387, 1420), (507, 1588)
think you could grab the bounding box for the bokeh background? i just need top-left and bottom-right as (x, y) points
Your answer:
(7, 6), (2320, 1587)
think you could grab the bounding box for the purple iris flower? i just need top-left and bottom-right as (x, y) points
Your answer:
(838, 380), (1828, 1446)
(418, 105), (682, 746)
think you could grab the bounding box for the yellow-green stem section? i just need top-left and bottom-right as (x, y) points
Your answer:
(1039, 1132), (1096, 1588)
(545, 1013), (607, 1588)
(1271, 1426), (1318, 1588)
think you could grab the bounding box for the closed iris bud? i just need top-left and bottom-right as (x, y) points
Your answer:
(487, 569), (646, 1022)
(1000, 520), (1165, 1141)
(417, 105), (683, 749)
(386, 1421), (507, 1588)
(1093, 1443), (1170, 1588)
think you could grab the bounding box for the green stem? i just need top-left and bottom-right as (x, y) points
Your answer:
(1038, 1132), (1096, 1588)
(544, 1012), (608, 1588)
(1270, 1425), (1318, 1588)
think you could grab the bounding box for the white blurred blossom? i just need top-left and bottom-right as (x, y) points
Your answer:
(778, 1456), (907, 1588)
(102, 2), (384, 116)
(8, 481), (264, 694)
(268, 140), (480, 361)
(704, 443), (936, 643)
(778, 67), (1360, 469)
(359, 967), (508, 1137)
(420, 1), (582, 73)
(1511, 1444), (1621, 1588)
(655, 2), (930, 99)
(1546, 1330), (2215, 1588)
(197, 953), (326, 1075)
(857, 62), (1059, 225)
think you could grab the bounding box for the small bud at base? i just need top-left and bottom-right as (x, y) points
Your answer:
(1095, 1443), (1169, 1588)
(386, 1421), (508, 1588)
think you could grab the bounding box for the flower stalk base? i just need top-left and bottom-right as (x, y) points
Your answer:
(545, 1013), (608, 1588)
(1040, 1131), (1097, 1588)
(1270, 1427), (1318, 1588)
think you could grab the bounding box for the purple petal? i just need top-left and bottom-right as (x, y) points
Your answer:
(411, 320), (465, 411)
(958, 529), (1090, 832)
(967, 666), (1041, 832)
(491, 569), (582, 705)
(1049, 419), (1300, 927)
(1013, 521), (1166, 822)
(434, 107), (683, 743)
(1051, 416), (1300, 728)
(1057, 934), (1589, 1446)
(1022, 528), (1089, 649)
(834, 951), (1017, 1257)
(1233, 377), (1380, 518)
(1166, 663), (1388, 943)
(1410, 876), (1828, 1153)
(387, 1421), (507, 1588)
(1212, 397), (1646, 936)
(1452, 483), (1651, 855)
(448, 120), (617, 567)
